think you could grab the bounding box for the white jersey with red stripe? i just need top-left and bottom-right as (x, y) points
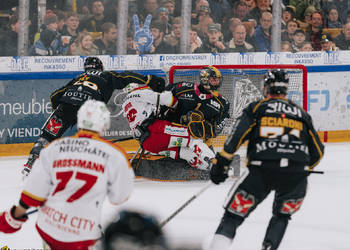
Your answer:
(21, 130), (134, 243)
(122, 86), (176, 130)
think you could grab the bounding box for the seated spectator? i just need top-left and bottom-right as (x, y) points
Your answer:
(299, 41), (313, 51)
(71, 31), (98, 56)
(155, 7), (172, 35)
(325, 6), (342, 29)
(253, 11), (272, 52)
(79, 0), (107, 32)
(56, 10), (66, 34)
(192, 0), (211, 25)
(126, 30), (137, 55)
(334, 22), (350, 50)
(246, 0), (271, 25)
(232, 1), (250, 21)
(297, 5), (316, 31)
(306, 11), (324, 51)
(242, 0), (257, 13)
(289, 0), (320, 21)
(280, 40), (293, 52)
(190, 26), (202, 53)
(223, 17), (242, 42)
(160, 0), (176, 19)
(320, 34), (338, 51)
(0, 14), (19, 56)
(282, 6), (296, 30)
(94, 22), (117, 55)
(29, 28), (64, 56)
(194, 23), (227, 53)
(60, 11), (79, 44)
(291, 29), (307, 52)
(149, 20), (176, 54)
(138, 0), (159, 20)
(345, 10), (350, 25)
(164, 16), (181, 52)
(281, 19), (299, 43)
(226, 24), (255, 52)
(194, 14), (214, 41)
(207, 0), (231, 24)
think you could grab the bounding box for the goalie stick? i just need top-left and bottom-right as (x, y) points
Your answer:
(159, 158), (242, 228)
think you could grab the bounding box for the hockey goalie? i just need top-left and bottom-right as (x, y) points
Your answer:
(122, 83), (215, 171)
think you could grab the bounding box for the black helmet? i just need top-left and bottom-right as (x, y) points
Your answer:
(263, 69), (289, 95)
(199, 66), (223, 90)
(103, 210), (169, 250)
(84, 57), (104, 72)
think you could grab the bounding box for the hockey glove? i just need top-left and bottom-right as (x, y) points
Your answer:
(210, 153), (231, 184)
(188, 120), (216, 140)
(148, 75), (166, 93)
(0, 206), (28, 234)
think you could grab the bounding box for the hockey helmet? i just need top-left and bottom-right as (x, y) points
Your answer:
(263, 69), (289, 96)
(77, 100), (110, 135)
(84, 56), (104, 72)
(199, 66), (223, 90)
(103, 210), (169, 250)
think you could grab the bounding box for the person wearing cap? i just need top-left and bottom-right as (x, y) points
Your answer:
(291, 29), (307, 52)
(320, 33), (338, 51)
(149, 20), (176, 54)
(155, 7), (172, 35)
(289, 0), (320, 20)
(253, 11), (272, 52)
(334, 22), (350, 50)
(30, 10), (69, 56)
(282, 5), (296, 30)
(296, 5), (316, 31)
(160, 0), (176, 17)
(194, 23), (227, 53)
(226, 24), (255, 52)
(192, 0), (211, 25)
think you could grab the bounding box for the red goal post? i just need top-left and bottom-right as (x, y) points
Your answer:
(168, 64), (308, 150)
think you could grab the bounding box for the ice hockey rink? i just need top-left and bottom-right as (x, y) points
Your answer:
(0, 143), (349, 250)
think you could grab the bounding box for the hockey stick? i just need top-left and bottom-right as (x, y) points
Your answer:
(25, 208), (38, 216)
(111, 136), (134, 143)
(159, 181), (213, 228)
(130, 146), (142, 164)
(307, 170), (324, 174)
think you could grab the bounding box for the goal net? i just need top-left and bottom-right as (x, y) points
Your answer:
(168, 64), (307, 151)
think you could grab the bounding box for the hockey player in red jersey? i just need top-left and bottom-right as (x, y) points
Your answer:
(122, 83), (215, 170)
(209, 69), (324, 250)
(22, 56), (165, 177)
(0, 100), (134, 249)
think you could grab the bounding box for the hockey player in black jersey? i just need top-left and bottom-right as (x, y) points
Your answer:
(209, 69), (324, 250)
(164, 66), (230, 142)
(22, 57), (165, 176)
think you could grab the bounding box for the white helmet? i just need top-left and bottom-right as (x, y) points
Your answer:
(77, 100), (110, 135)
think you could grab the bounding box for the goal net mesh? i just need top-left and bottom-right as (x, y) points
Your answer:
(169, 65), (307, 150)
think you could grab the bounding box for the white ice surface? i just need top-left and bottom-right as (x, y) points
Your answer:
(0, 143), (349, 249)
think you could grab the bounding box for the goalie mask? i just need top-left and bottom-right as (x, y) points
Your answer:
(263, 69), (289, 96)
(103, 210), (169, 250)
(77, 100), (110, 135)
(84, 56), (104, 72)
(199, 66), (223, 90)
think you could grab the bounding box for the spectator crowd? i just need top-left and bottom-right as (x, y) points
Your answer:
(1, 0), (350, 56)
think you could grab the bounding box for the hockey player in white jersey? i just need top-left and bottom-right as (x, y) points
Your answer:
(0, 100), (134, 249)
(122, 83), (215, 170)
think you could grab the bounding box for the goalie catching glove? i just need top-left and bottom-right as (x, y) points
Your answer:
(210, 152), (232, 184)
(181, 110), (216, 140)
(0, 206), (28, 234)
